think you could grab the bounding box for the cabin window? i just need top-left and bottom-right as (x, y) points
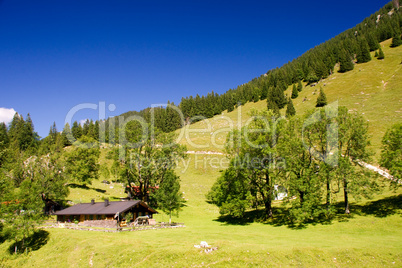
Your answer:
(89, 215), (93, 220)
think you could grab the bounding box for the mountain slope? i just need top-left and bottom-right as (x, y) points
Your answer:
(176, 38), (402, 161)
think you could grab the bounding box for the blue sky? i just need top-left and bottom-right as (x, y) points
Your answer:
(0, 0), (390, 138)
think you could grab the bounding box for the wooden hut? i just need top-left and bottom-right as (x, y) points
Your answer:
(54, 199), (157, 223)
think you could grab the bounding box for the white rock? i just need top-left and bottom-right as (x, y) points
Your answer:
(200, 241), (209, 248)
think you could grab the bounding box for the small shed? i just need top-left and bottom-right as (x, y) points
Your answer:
(54, 199), (157, 223)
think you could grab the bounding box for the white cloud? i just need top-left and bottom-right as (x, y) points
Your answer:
(79, 119), (88, 126)
(0, 108), (17, 124)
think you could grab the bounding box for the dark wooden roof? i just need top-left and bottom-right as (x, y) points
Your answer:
(54, 200), (157, 215)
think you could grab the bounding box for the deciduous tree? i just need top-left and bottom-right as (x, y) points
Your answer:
(380, 123), (401, 184)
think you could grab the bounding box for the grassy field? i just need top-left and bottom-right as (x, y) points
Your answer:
(1, 39), (401, 267)
(1, 154), (401, 267)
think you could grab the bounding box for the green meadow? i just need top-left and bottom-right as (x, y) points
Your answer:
(1, 154), (401, 267)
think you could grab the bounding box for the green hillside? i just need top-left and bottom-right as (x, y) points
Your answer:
(177, 38), (402, 161)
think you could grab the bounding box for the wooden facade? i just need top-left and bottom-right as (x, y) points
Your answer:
(54, 199), (157, 223)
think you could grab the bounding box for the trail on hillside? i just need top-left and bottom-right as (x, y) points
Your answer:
(185, 151), (224, 155)
(185, 151), (400, 183)
(358, 161), (401, 184)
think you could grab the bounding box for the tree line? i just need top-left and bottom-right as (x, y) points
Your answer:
(207, 106), (401, 225)
(0, 112), (186, 252)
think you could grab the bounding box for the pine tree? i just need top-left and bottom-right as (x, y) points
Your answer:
(61, 123), (73, 146)
(270, 86), (287, 109)
(366, 32), (379, 51)
(339, 49), (354, 73)
(297, 80), (303, 92)
(305, 68), (319, 84)
(71, 121), (82, 140)
(291, 84), (298, 99)
(0, 122), (8, 146)
(0, 123), (8, 168)
(154, 171), (184, 224)
(374, 50), (379, 57)
(377, 47), (385, 60)
(267, 99), (280, 116)
(286, 98), (296, 117)
(316, 88), (327, 107)
(390, 34), (402, 48)
(356, 38), (371, 63)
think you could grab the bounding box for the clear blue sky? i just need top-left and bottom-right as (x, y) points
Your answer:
(0, 0), (390, 138)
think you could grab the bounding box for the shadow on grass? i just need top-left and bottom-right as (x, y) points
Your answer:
(214, 194), (402, 228)
(214, 209), (264, 226)
(350, 194), (401, 218)
(0, 223), (6, 244)
(68, 183), (106, 193)
(8, 230), (49, 254)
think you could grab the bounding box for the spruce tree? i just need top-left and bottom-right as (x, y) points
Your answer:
(377, 47), (385, 60)
(291, 84), (298, 99)
(305, 68), (319, 84)
(297, 80), (303, 92)
(154, 171), (184, 224)
(268, 86), (287, 109)
(71, 121), (82, 140)
(390, 34), (402, 48)
(366, 32), (379, 51)
(356, 38), (371, 63)
(286, 98), (296, 117)
(339, 49), (354, 73)
(374, 50), (379, 57)
(316, 88), (327, 107)
(0, 122), (8, 146)
(267, 99), (280, 116)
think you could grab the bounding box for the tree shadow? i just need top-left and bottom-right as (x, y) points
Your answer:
(215, 205), (337, 229)
(8, 230), (49, 254)
(68, 183), (106, 193)
(213, 194), (402, 228)
(0, 223), (7, 244)
(214, 209), (264, 226)
(351, 194), (402, 218)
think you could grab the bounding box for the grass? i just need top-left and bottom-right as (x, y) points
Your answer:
(1, 155), (401, 267)
(1, 39), (401, 267)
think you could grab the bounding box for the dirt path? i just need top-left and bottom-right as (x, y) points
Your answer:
(358, 160), (401, 184)
(186, 151), (400, 183)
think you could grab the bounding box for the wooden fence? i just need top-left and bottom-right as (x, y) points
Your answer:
(39, 220), (185, 233)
